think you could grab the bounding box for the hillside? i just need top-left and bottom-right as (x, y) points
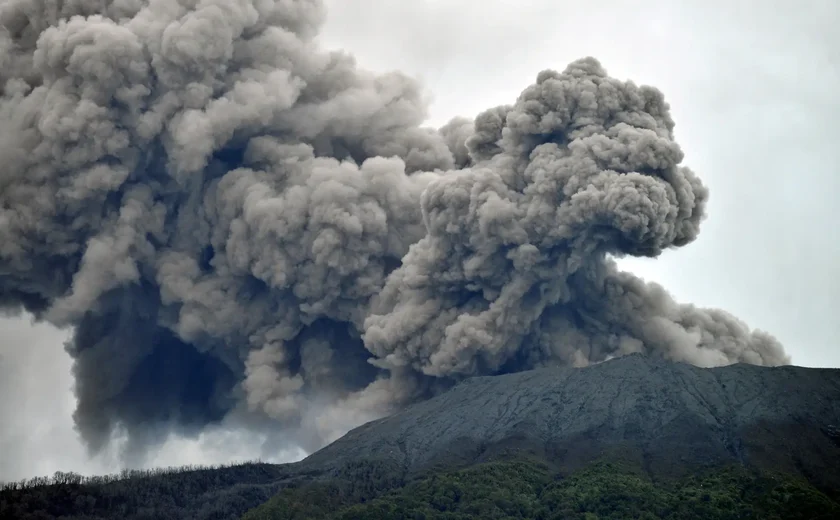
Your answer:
(302, 353), (840, 482)
(3, 354), (840, 519)
(245, 459), (840, 519)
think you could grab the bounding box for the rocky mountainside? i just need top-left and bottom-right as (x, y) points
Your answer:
(303, 354), (840, 483)
(6, 354), (840, 519)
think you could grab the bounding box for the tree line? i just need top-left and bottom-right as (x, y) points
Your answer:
(0, 460), (265, 491)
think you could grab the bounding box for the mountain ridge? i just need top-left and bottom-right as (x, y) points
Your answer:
(301, 353), (840, 484)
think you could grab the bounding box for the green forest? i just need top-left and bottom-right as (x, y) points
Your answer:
(244, 458), (840, 520)
(5, 456), (838, 519)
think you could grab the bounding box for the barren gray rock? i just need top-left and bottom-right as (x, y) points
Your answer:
(302, 353), (840, 482)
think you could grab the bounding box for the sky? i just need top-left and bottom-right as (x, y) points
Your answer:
(1, 0), (838, 483)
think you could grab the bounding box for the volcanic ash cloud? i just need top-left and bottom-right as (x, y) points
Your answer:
(0, 0), (788, 459)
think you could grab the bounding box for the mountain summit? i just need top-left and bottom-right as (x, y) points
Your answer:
(303, 353), (840, 481)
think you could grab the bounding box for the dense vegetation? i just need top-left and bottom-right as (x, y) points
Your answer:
(243, 458), (840, 520)
(4, 456), (839, 519)
(0, 461), (290, 519)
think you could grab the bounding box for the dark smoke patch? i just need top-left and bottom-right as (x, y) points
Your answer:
(0, 0), (788, 463)
(65, 283), (237, 455)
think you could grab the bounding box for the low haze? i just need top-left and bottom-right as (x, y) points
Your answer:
(1, 0), (837, 483)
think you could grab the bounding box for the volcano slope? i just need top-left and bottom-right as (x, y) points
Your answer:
(248, 354), (840, 519)
(302, 353), (840, 480)
(4, 354), (840, 519)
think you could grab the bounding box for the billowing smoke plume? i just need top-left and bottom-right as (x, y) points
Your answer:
(0, 0), (787, 460)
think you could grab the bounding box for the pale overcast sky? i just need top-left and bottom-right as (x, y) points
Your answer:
(1, 0), (838, 482)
